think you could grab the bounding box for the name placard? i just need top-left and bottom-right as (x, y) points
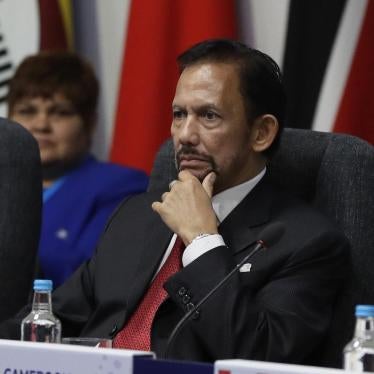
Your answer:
(215, 359), (355, 374)
(0, 339), (153, 374)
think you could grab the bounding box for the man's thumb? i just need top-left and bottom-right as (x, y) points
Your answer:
(202, 172), (216, 198)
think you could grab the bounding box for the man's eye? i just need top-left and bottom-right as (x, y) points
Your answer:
(204, 111), (218, 120)
(173, 110), (185, 119)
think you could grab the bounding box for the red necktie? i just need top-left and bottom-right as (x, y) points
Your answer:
(113, 237), (185, 351)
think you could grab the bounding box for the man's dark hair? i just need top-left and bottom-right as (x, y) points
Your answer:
(7, 51), (99, 131)
(177, 39), (286, 158)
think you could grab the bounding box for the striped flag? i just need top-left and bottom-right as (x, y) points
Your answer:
(38, 0), (74, 51)
(282, 0), (347, 130)
(283, 0), (373, 144)
(0, 0), (73, 117)
(331, 0), (374, 143)
(110, 0), (237, 174)
(0, 34), (12, 106)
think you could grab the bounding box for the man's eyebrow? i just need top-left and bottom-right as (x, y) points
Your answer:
(194, 103), (220, 112)
(172, 104), (183, 109)
(172, 103), (219, 111)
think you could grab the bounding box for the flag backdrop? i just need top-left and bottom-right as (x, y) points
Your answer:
(110, 0), (237, 174)
(0, 0), (72, 116)
(38, 0), (74, 51)
(110, 0), (372, 174)
(2, 1), (372, 161)
(332, 0), (374, 143)
(283, 0), (373, 144)
(282, 0), (347, 130)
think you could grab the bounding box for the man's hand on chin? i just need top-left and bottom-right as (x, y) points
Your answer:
(151, 170), (218, 245)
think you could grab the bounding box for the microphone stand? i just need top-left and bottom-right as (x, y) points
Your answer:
(162, 240), (265, 359)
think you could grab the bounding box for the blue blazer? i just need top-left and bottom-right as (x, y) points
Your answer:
(39, 155), (148, 287)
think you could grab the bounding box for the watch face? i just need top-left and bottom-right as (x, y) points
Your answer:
(0, 0), (39, 115)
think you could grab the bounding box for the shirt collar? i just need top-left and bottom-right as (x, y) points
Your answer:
(212, 167), (266, 223)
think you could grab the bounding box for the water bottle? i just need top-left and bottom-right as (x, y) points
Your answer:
(21, 279), (61, 343)
(344, 305), (374, 372)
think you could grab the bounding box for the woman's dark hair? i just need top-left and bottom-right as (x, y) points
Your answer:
(7, 50), (99, 130)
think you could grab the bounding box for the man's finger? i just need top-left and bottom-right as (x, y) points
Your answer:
(169, 180), (178, 190)
(178, 170), (195, 181)
(202, 172), (216, 198)
(151, 201), (161, 213)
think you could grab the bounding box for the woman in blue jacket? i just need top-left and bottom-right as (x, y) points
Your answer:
(8, 51), (148, 288)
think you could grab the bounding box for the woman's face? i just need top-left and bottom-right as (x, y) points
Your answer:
(10, 93), (91, 166)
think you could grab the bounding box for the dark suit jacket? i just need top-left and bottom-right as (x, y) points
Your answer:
(0, 175), (349, 365)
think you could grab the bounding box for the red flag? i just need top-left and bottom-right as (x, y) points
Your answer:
(38, 0), (69, 50)
(110, 0), (237, 173)
(333, 1), (374, 144)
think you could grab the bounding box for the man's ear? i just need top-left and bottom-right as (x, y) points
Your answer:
(250, 114), (279, 153)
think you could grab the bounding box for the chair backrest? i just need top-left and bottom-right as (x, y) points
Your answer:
(0, 117), (42, 322)
(149, 127), (374, 367)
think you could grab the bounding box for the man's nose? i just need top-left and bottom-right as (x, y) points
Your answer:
(178, 115), (199, 145)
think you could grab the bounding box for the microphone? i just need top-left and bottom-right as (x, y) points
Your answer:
(163, 221), (285, 359)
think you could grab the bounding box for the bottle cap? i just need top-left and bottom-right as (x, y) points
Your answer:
(356, 305), (374, 317)
(33, 279), (53, 291)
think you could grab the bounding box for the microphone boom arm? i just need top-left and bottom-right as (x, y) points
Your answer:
(162, 221), (285, 359)
(163, 240), (264, 359)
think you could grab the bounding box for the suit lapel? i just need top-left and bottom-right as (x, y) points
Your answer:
(125, 191), (173, 313)
(218, 175), (275, 254)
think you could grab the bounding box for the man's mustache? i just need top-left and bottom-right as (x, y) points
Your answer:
(175, 145), (217, 172)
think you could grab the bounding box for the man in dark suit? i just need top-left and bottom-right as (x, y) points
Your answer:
(0, 39), (349, 365)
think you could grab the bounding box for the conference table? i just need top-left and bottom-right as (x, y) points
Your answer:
(0, 339), (360, 374)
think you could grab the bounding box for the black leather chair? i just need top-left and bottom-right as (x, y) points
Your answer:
(0, 118), (42, 322)
(148, 127), (374, 368)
